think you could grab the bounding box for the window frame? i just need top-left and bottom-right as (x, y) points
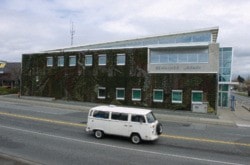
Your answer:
(153, 89), (164, 102)
(117, 53), (126, 66)
(98, 54), (106, 66)
(172, 90), (183, 104)
(46, 57), (53, 67)
(132, 88), (141, 101)
(57, 56), (64, 67)
(191, 90), (203, 103)
(69, 56), (76, 67)
(116, 88), (125, 100)
(98, 87), (106, 99)
(85, 55), (93, 66)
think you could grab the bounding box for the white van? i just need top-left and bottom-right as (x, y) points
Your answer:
(86, 105), (163, 144)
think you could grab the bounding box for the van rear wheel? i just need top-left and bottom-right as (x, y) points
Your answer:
(94, 130), (104, 139)
(131, 134), (141, 144)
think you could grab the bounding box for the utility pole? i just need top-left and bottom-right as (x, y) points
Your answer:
(70, 21), (75, 46)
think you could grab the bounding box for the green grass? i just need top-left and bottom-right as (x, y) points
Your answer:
(0, 87), (19, 95)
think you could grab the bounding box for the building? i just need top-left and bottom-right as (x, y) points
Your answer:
(21, 27), (233, 113)
(0, 61), (21, 89)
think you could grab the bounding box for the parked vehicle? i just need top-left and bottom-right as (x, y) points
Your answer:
(86, 105), (163, 144)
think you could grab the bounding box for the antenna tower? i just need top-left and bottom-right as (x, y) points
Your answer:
(70, 21), (75, 46)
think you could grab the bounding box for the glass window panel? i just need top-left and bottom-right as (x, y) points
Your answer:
(188, 54), (197, 63)
(111, 112), (128, 121)
(192, 91), (203, 102)
(172, 90), (182, 103)
(192, 32), (211, 42)
(160, 54), (169, 63)
(175, 35), (192, 43)
(98, 87), (106, 99)
(132, 89), (141, 101)
(223, 68), (231, 75)
(169, 54), (177, 63)
(57, 56), (64, 67)
(223, 60), (231, 67)
(85, 55), (92, 66)
(116, 88), (125, 100)
(178, 54), (188, 63)
(117, 54), (125, 65)
(47, 57), (53, 67)
(98, 54), (106, 66)
(69, 56), (76, 66)
(153, 89), (163, 102)
(198, 53), (208, 63)
(223, 51), (232, 60)
(93, 111), (109, 119)
(222, 85), (229, 91)
(150, 55), (160, 64)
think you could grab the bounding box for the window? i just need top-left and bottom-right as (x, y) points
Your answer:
(93, 111), (109, 119)
(116, 88), (125, 100)
(131, 115), (145, 123)
(132, 88), (141, 101)
(153, 89), (164, 102)
(117, 53), (125, 65)
(146, 112), (156, 123)
(98, 87), (106, 99)
(192, 90), (203, 103)
(58, 56), (64, 67)
(172, 90), (182, 103)
(111, 112), (128, 121)
(47, 57), (53, 67)
(69, 56), (76, 66)
(85, 55), (92, 66)
(98, 54), (106, 66)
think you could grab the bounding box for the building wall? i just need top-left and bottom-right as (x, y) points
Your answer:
(22, 47), (217, 112)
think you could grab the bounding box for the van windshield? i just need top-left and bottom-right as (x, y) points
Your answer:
(146, 112), (156, 123)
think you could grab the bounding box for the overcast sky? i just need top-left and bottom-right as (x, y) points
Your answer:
(0, 0), (250, 76)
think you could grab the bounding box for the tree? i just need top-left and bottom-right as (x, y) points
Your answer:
(237, 75), (245, 84)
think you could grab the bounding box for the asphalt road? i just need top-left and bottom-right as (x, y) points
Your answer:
(0, 99), (250, 165)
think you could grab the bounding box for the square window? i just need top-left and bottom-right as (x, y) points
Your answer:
(116, 88), (125, 100)
(69, 56), (76, 66)
(132, 88), (141, 101)
(172, 90), (182, 103)
(57, 56), (64, 67)
(98, 87), (106, 99)
(192, 90), (203, 103)
(85, 55), (92, 66)
(153, 89), (164, 102)
(47, 57), (53, 67)
(117, 54), (125, 65)
(99, 54), (106, 66)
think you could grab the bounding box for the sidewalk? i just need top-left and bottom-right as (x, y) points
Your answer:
(1, 94), (250, 127)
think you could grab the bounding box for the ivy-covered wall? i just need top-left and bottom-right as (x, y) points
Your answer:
(21, 48), (217, 113)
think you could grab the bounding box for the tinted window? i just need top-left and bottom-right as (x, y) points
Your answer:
(111, 112), (128, 121)
(131, 115), (146, 123)
(93, 111), (109, 119)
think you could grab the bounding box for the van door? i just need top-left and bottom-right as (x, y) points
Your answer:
(109, 112), (130, 137)
(130, 115), (149, 139)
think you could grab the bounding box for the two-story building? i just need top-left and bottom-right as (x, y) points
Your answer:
(21, 27), (233, 113)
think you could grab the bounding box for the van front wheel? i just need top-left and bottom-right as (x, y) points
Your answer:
(94, 130), (104, 139)
(131, 134), (141, 144)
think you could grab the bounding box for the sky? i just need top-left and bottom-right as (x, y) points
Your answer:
(0, 0), (250, 77)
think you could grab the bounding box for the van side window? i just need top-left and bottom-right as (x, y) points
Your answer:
(131, 115), (146, 123)
(93, 110), (109, 119)
(111, 112), (128, 121)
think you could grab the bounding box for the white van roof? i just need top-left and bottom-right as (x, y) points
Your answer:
(91, 105), (152, 115)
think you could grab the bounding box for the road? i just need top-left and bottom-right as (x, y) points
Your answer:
(0, 98), (250, 165)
